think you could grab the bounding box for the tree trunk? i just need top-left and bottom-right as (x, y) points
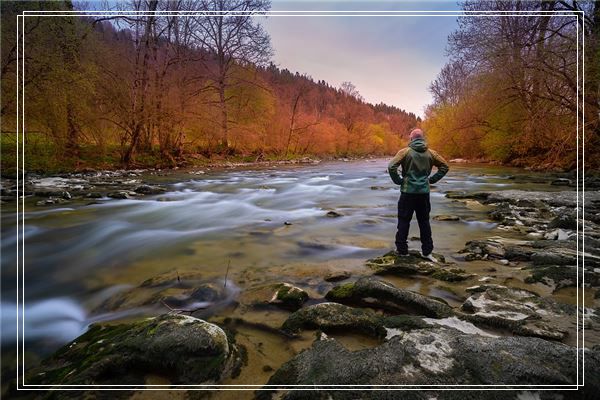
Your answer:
(218, 78), (229, 151)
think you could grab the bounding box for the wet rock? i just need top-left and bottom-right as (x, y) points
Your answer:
(325, 277), (453, 318)
(85, 192), (103, 198)
(530, 247), (580, 266)
(107, 191), (131, 199)
(325, 210), (343, 218)
(543, 229), (571, 240)
(270, 283), (309, 310)
(35, 197), (70, 206)
(548, 213), (578, 230)
(281, 302), (386, 338)
(238, 282), (309, 312)
(323, 270), (351, 282)
(366, 250), (445, 275)
(430, 268), (471, 282)
(524, 265), (579, 290)
(459, 239), (506, 260)
(459, 286), (574, 341)
(260, 327), (599, 398)
(25, 314), (242, 386)
(94, 270), (238, 318)
(381, 314), (432, 331)
(366, 251), (473, 282)
(134, 184), (167, 195)
(34, 190), (71, 199)
(445, 191), (490, 200)
(503, 245), (534, 261)
(433, 215), (460, 221)
(551, 178), (572, 186)
(459, 237), (534, 262)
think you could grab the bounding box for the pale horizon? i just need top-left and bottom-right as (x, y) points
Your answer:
(264, 1), (461, 117)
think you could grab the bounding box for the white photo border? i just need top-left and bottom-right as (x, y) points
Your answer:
(14, 8), (586, 391)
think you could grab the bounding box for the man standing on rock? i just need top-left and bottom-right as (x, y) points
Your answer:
(388, 128), (449, 262)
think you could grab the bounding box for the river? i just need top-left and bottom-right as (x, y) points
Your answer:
(0, 159), (590, 387)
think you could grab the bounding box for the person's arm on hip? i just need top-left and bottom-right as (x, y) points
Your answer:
(429, 150), (449, 184)
(388, 148), (409, 186)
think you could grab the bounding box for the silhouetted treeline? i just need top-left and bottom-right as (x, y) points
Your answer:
(423, 0), (599, 169)
(0, 0), (418, 171)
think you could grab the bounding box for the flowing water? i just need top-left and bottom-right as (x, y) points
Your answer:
(0, 159), (587, 387)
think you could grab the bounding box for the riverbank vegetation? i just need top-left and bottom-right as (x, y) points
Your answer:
(1, 1), (597, 174)
(1, 0), (418, 173)
(423, 1), (600, 170)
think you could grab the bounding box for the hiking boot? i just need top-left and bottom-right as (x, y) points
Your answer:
(420, 252), (438, 263)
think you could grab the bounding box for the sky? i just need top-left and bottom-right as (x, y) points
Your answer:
(263, 1), (461, 117)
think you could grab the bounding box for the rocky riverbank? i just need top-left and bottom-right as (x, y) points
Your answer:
(8, 184), (599, 399)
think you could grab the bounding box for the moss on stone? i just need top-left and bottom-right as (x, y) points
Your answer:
(382, 315), (431, 331)
(524, 265), (576, 289)
(431, 268), (470, 282)
(325, 282), (356, 301)
(273, 283), (308, 310)
(25, 315), (239, 387)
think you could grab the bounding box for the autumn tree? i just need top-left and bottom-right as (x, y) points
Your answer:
(191, 0), (272, 153)
(424, 0), (598, 168)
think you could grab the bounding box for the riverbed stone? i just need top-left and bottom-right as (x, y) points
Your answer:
(459, 239), (506, 260)
(459, 286), (574, 340)
(238, 281), (309, 312)
(93, 270), (238, 317)
(260, 327), (599, 399)
(281, 302), (386, 337)
(269, 283), (309, 310)
(107, 191), (131, 199)
(325, 277), (454, 318)
(445, 191), (490, 200)
(323, 270), (351, 282)
(367, 251), (473, 282)
(134, 184), (167, 195)
(25, 314), (242, 387)
(548, 213), (578, 230)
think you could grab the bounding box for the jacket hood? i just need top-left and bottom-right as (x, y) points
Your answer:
(409, 138), (428, 153)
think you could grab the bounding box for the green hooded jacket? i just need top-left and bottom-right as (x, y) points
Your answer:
(387, 138), (449, 193)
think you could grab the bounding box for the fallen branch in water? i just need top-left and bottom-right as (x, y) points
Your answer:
(160, 299), (211, 315)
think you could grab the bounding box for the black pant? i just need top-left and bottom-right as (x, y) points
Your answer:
(395, 193), (433, 255)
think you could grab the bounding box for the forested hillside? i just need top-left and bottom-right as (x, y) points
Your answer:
(423, 0), (599, 169)
(0, 1), (418, 172)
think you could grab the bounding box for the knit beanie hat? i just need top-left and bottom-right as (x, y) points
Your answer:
(409, 128), (424, 140)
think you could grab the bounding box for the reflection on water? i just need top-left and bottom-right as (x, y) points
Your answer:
(0, 160), (561, 351)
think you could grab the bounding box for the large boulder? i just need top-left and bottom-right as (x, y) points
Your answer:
(25, 314), (242, 387)
(259, 327), (599, 400)
(325, 277), (454, 318)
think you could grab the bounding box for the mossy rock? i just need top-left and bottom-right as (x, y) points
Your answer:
(281, 302), (386, 338)
(326, 278), (453, 318)
(366, 250), (445, 275)
(325, 282), (356, 301)
(430, 268), (471, 282)
(25, 314), (242, 387)
(272, 283), (309, 310)
(382, 315), (431, 331)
